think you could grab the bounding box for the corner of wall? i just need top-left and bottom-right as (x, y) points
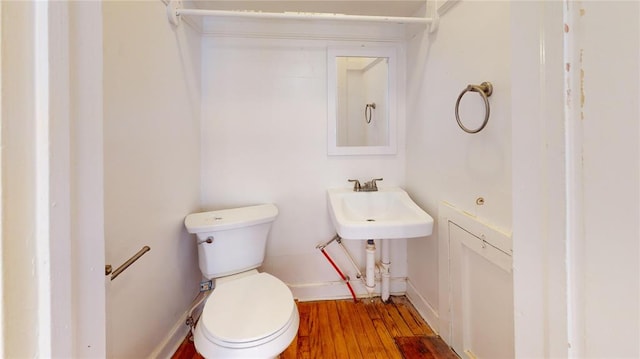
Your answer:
(406, 279), (440, 334)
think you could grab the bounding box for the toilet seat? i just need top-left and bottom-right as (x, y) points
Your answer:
(199, 272), (296, 349)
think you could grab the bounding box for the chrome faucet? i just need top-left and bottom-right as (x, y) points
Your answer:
(348, 178), (383, 192)
(362, 178), (383, 192)
(348, 179), (361, 192)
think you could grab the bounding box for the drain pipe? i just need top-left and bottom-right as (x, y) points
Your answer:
(380, 238), (391, 302)
(365, 240), (376, 296)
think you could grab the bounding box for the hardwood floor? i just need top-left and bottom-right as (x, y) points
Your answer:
(172, 296), (458, 359)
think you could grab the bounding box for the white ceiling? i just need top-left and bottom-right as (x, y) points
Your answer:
(190, 1), (426, 17)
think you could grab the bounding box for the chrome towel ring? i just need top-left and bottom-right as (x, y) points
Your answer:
(365, 103), (376, 124)
(455, 82), (493, 134)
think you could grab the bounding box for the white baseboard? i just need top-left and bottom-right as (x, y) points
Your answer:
(405, 279), (440, 335)
(149, 311), (192, 359)
(289, 277), (407, 302)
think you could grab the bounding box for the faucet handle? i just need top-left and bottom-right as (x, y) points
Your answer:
(371, 178), (383, 189)
(348, 179), (362, 192)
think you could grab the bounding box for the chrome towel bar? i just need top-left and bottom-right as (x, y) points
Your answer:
(455, 82), (493, 134)
(105, 246), (151, 281)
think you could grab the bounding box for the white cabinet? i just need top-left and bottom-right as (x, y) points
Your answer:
(439, 202), (514, 359)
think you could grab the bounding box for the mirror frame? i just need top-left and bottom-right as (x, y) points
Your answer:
(327, 46), (397, 156)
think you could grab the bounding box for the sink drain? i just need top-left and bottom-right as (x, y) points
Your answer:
(366, 219), (376, 222)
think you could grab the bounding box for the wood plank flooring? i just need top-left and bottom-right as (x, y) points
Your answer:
(172, 296), (458, 359)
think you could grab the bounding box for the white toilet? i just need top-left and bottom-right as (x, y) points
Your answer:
(184, 204), (299, 358)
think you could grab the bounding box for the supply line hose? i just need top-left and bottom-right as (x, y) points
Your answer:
(320, 248), (357, 302)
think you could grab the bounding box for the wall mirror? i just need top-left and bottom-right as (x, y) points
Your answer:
(327, 47), (397, 155)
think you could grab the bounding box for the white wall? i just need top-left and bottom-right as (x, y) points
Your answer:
(404, 0), (512, 329)
(510, 1), (568, 357)
(69, 1), (106, 356)
(103, 2), (202, 357)
(1, 2), (39, 356)
(2, 2), (107, 356)
(512, 1), (640, 357)
(200, 35), (408, 300)
(407, 1), (639, 358)
(511, 2), (568, 358)
(571, 2), (639, 356)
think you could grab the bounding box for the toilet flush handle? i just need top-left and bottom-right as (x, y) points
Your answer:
(197, 236), (214, 245)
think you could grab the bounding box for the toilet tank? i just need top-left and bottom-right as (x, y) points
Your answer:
(184, 204), (278, 279)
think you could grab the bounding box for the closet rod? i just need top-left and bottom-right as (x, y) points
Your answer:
(168, 1), (434, 26)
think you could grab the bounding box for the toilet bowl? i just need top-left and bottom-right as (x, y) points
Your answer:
(193, 270), (298, 358)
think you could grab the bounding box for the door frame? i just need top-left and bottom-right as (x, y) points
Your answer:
(25, 1), (106, 356)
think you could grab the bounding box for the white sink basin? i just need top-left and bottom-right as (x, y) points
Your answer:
(327, 187), (434, 240)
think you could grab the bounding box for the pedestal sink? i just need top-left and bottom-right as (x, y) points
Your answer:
(326, 186), (433, 302)
(327, 187), (434, 240)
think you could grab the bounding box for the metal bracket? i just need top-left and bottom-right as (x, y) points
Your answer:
(167, 0), (182, 26)
(200, 280), (213, 292)
(197, 236), (214, 245)
(105, 246), (151, 281)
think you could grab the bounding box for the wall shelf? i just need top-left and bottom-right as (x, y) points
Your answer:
(167, 0), (441, 33)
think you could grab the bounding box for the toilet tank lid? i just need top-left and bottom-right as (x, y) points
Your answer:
(185, 204), (278, 234)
